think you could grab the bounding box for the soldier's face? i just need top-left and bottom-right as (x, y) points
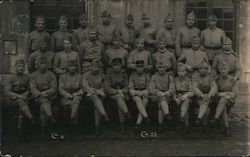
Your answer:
(59, 20), (68, 30)
(89, 32), (97, 41)
(136, 66), (144, 74)
(64, 40), (72, 50)
(199, 67), (208, 76)
(142, 18), (150, 27)
(192, 41), (200, 50)
(126, 19), (133, 26)
(159, 41), (166, 50)
(208, 19), (217, 28)
(136, 41), (144, 50)
(165, 20), (173, 29)
(102, 16), (110, 24)
(112, 39), (120, 48)
(39, 62), (47, 71)
(35, 21), (45, 31)
(79, 19), (88, 28)
(39, 41), (48, 51)
(92, 65), (99, 74)
(113, 64), (122, 72)
(219, 67), (229, 77)
(157, 65), (167, 75)
(223, 42), (232, 52)
(15, 64), (25, 74)
(186, 18), (195, 26)
(68, 64), (77, 73)
(177, 69), (186, 77)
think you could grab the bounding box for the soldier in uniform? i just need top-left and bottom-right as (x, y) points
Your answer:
(210, 62), (237, 137)
(153, 39), (176, 75)
(212, 37), (241, 82)
(129, 60), (150, 132)
(118, 14), (139, 52)
(28, 37), (54, 73)
(192, 62), (217, 133)
(104, 35), (128, 70)
(139, 13), (157, 54)
(149, 62), (175, 133)
(50, 15), (74, 53)
(81, 59), (109, 136)
(73, 13), (89, 49)
(58, 60), (83, 134)
(97, 10), (117, 50)
(201, 15), (227, 64)
(173, 63), (194, 135)
(176, 11), (200, 58)
(27, 15), (50, 57)
(127, 38), (152, 72)
(5, 59), (34, 136)
(178, 36), (209, 78)
(105, 58), (132, 134)
(53, 39), (81, 76)
(29, 57), (58, 139)
(156, 14), (176, 54)
(77, 27), (104, 69)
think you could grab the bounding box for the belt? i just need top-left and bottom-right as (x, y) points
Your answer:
(134, 87), (146, 91)
(12, 90), (27, 94)
(204, 46), (221, 50)
(181, 45), (192, 48)
(66, 89), (79, 93)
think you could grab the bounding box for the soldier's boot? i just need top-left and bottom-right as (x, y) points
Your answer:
(158, 124), (164, 134)
(195, 118), (202, 126)
(95, 126), (100, 136)
(134, 124), (141, 134)
(224, 127), (231, 137)
(120, 123), (125, 134)
(210, 118), (219, 127)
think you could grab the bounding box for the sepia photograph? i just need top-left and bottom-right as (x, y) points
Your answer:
(0, 0), (249, 156)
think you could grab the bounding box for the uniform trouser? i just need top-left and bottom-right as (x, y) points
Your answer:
(132, 96), (148, 125)
(89, 94), (107, 127)
(180, 98), (191, 126)
(61, 97), (80, 125)
(111, 94), (129, 123)
(158, 97), (170, 124)
(197, 98), (210, 125)
(14, 99), (33, 120)
(215, 97), (233, 128)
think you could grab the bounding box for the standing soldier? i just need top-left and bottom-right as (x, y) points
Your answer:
(153, 40), (176, 75)
(58, 60), (83, 135)
(176, 11), (200, 58)
(28, 37), (54, 73)
(149, 62), (175, 133)
(50, 15), (73, 53)
(73, 13), (89, 49)
(105, 58), (132, 134)
(129, 60), (150, 132)
(118, 14), (139, 52)
(53, 39), (81, 76)
(82, 59), (109, 135)
(210, 62), (237, 137)
(77, 27), (104, 70)
(5, 59), (34, 137)
(104, 35), (128, 70)
(156, 14), (176, 55)
(139, 13), (157, 54)
(127, 38), (152, 72)
(212, 37), (241, 82)
(97, 10), (117, 50)
(201, 15), (226, 64)
(29, 57), (58, 139)
(178, 36), (209, 77)
(173, 63), (194, 135)
(27, 15), (50, 57)
(192, 62), (217, 133)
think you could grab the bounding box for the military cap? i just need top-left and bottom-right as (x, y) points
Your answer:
(187, 11), (195, 19)
(101, 10), (111, 18)
(208, 14), (217, 20)
(176, 62), (188, 71)
(192, 35), (200, 43)
(35, 15), (45, 22)
(198, 61), (209, 68)
(218, 61), (229, 70)
(92, 58), (103, 66)
(88, 25), (97, 33)
(38, 56), (48, 64)
(135, 60), (145, 67)
(39, 36), (49, 44)
(68, 60), (77, 66)
(112, 58), (122, 65)
(79, 13), (88, 21)
(126, 14), (134, 20)
(59, 15), (68, 21)
(165, 13), (174, 22)
(142, 13), (150, 19)
(223, 37), (232, 44)
(15, 59), (25, 66)
(112, 34), (121, 41)
(136, 37), (145, 43)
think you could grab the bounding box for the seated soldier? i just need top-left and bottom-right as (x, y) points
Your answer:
(173, 63), (194, 135)
(129, 60), (151, 133)
(210, 62), (237, 137)
(29, 57), (59, 139)
(5, 59), (34, 137)
(127, 38), (152, 72)
(81, 59), (109, 136)
(53, 39), (81, 76)
(153, 39), (176, 75)
(149, 62), (175, 133)
(105, 58), (132, 134)
(192, 62), (217, 133)
(59, 60), (83, 135)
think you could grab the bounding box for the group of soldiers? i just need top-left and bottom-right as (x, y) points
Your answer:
(5, 10), (240, 139)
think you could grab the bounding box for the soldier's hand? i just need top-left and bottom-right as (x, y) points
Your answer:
(118, 89), (123, 94)
(233, 76), (239, 82)
(180, 95), (188, 101)
(41, 91), (48, 97)
(142, 90), (149, 97)
(225, 95), (231, 100)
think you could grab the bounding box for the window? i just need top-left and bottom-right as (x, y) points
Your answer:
(30, 0), (86, 34)
(186, 0), (236, 48)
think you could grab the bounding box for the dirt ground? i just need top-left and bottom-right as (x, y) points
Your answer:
(1, 120), (250, 156)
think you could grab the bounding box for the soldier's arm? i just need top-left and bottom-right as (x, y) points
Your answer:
(50, 34), (55, 52)
(127, 52), (136, 70)
(208, 80), (218, 97)
(226, 81), (237, 98)
(211, 56), (219, 77)
(29, 75), (42, 98)
(175, 29), (182, 58)
(53, 54), (66, 75)
(234, 57), (241, 81)
(27, 54), (35, 74)
(166, 75), (175, 97)
(185, 79), (194, 97)
(81, 74), (95, 94)
(104, 74), (119, 95)
(72, 31), (79, 50)
(5, 77), (20, 99)
(43, 73), (57, 97)
(192, 81), (203, 98)
(146, 52), (153, 70)
(58, 76), (72, 98)
(149, 75), (160, 95)
(172, 53), (177, 73)
(26, 34), (31, 59)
